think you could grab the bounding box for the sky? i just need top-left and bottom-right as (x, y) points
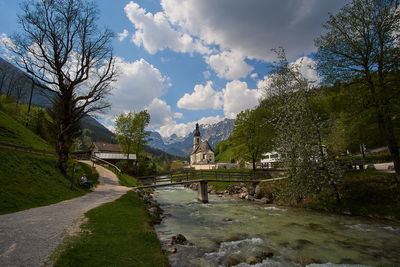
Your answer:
(0, 0), (348, 139)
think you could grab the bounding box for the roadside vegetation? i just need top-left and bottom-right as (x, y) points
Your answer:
(0, 150), (98, 214)
(0, 101), (99, 214)
(53, 191), (169, 267)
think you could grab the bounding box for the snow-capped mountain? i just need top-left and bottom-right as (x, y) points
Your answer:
(147, 118), (235, 158)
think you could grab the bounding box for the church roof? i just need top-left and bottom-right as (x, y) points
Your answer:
(193, 123), (201, 137)
(192, 140), (214, 154)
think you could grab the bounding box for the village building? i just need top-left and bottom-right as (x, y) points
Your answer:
(90, 142), (136, 165)
(190, 123), (215, 166)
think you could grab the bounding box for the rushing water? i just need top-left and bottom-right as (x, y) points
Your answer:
(153, 186), (400, 267)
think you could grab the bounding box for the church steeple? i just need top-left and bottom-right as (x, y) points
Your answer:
(193, 123), (201, 150)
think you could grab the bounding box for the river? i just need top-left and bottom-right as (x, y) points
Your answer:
(153, 186), (400, 267)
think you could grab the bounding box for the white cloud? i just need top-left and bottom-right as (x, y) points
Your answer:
(161, 0), (347, 61)
(202, 70), (211, 79)
(145, 98), (183, 127)
(290, 56), (320, 84)
(250, 73), (258, 79)
(110, 57), (169, 115)
(222, 80), (262, 119)
(124, 1), (210, 55)
(257, 56), (320, 94)
(205, 50), (253, 80)
(117, 29), (129, 41)
(157, 115), (223, 138)
(177, 81), (223, 110)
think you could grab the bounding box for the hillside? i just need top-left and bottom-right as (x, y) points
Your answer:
(0, 110), (97, 214)
(0, 109), (52, 151)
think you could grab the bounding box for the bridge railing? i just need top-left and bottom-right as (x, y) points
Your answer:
(136, 169), (273, 185)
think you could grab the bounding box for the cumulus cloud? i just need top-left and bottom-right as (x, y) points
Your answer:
(250, 73), (259, 79)
(257, 56), (320, 94)
(110, 57), (170, 114)
(157, 115), (223, 138)
(161, 0), (347, 61)
(222, 80), (262, 119)
(290, 56), (320, 84)
(205, 50), (253, 80)
(124, 1), (210, 55)
(117, 29), (129, 41)
(145, 98), (182, 127)
(177, 81), (223, 110)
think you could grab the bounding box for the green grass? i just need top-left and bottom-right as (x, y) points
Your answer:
(53, 191), (169, 267)
(0, 109), (52, 151)
(0, 150), (98, 214)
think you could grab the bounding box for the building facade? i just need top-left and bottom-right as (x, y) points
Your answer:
(190, 123), (215, 166)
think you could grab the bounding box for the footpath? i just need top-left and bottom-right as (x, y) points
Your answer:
(0, 162), (130, 267)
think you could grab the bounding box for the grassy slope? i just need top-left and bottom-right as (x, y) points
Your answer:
(0, 109), (52, 150)
(54, 191), (169, 267)
(0, 150), (98, 214)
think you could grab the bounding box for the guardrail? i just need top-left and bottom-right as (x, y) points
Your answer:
(91, 155), (121, 173)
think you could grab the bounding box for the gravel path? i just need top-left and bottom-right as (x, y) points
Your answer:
(0, 162), (130, 267)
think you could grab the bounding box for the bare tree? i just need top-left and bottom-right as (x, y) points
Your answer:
(315, 0), (400, 182)
(5, 0), (116, 174)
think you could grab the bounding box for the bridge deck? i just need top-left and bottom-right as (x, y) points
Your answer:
(133, 177), (287, 189)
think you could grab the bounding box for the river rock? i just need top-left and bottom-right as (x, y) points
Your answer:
(223, 255), (241, 267)
(171, 234), (188, 245)
(262, 251), (274, 258)
(246, 255), (263, 265)
(260, 197), (271, 204)
(247, 195), (255, 201)
(167, 247), (177, 253)
(248, 187), (256, 196)
(239, 193), (248, 199)
(254, 185), (263, 199)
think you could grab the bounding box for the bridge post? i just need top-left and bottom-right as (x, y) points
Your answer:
(197, 181), (208, 203)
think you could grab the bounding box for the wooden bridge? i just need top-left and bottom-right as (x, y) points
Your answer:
(134, 169), (287, 203)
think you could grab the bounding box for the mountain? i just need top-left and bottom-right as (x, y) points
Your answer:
(148, 119), (235, 158)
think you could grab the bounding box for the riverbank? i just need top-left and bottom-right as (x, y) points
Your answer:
(185, 170), (400, 221)
(52, 191), (169, 266)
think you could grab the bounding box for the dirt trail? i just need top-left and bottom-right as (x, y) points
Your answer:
(0, 162), (130, 267)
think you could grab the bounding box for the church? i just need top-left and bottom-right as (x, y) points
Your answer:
(190, 123), (215, 166)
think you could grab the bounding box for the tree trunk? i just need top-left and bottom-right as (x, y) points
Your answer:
(252, 158), (256, 171)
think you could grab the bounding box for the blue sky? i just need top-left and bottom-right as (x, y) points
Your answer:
(0, 0), (348, 139)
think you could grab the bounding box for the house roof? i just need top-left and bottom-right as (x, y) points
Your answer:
(192, 140), (213, 154)
(92, 142), (121, 153)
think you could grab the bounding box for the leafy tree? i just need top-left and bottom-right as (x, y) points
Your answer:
(315, 0), (400, 182)
(265, 49), (342, 204)
(115, 111), (150, 172)
(4, 0), (116, 174)
(232, 106), (274, 170)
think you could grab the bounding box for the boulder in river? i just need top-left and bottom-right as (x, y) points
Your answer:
(171, 234), (188, 245)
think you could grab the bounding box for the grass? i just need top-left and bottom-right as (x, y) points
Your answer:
(0, 150), (98, 214)
(53, 191), (169, 267)
(0, 109), (52, 151)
